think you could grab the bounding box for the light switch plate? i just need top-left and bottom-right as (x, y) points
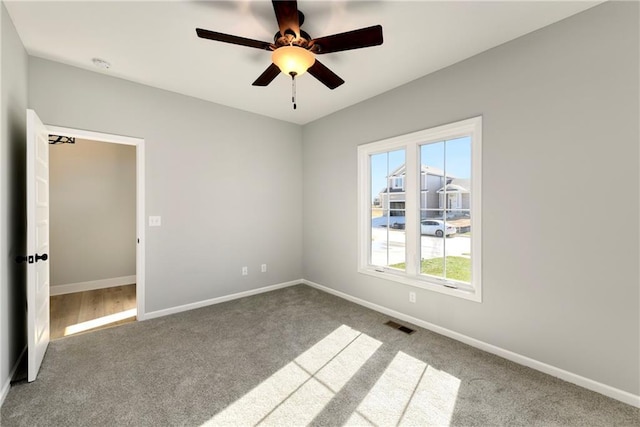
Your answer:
(149, 216), (162, 227)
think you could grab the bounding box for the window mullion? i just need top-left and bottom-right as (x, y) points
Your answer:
(443, 139), (447, 280)
(404, 143), (419, 276)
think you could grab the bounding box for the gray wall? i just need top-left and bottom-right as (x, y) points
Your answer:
(0, 1), (28, 395)
(49, 139), (136, 287)
(302, 1), (639, 395)
(29, 58), (303, 313)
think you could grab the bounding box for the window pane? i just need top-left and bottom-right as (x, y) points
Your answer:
(420, 225), (445, 278)
(444, 211), (472, 284)
(370, 150), (405, 270)
(419, 141), (445, 278)
(420, 141), (445, 218)
(420, 137), (472, 283)
(443, 137), (471, 283)
(444, 137), (471, 219)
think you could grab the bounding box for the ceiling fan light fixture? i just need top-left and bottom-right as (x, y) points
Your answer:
(272, 46), (315, 77)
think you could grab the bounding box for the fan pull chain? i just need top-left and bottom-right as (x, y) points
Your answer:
(291, 72), (297, 110)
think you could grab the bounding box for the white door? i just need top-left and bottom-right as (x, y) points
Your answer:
(26, 109), (50, 382)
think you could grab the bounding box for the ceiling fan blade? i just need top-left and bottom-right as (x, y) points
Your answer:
(252, 63), (281, 86)
(311, 25), (383, 54)
(307, 60), (344, 90)
(272, 0), (300, 38)
(196, 28), (272, 51)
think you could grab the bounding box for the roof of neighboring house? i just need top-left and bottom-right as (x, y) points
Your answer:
(437, 179), (470, 193)
(380, 164), (459, 195)
(388, 164), (452, 178)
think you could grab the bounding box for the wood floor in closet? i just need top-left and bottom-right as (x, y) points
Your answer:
(50, 284), (136, 340)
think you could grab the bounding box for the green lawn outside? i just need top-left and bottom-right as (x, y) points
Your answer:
(391, 256), (471, 283)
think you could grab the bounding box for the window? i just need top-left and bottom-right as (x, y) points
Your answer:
(391, 176), (404, 190)
(357, 117), (482, 301)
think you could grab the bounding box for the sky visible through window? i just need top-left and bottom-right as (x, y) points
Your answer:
(370, 136), (471, 201)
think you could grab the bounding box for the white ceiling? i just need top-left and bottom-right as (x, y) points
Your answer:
(5, 0), (601, 125)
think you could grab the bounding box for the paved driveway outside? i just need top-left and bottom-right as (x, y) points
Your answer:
(371, 227), (470, 266)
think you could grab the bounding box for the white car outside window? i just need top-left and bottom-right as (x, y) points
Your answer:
(420, 219), (456, 237)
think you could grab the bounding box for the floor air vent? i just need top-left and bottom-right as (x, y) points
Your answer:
(385, 320), (416, 335)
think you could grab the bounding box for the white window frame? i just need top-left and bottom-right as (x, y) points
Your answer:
(357, 116), (482, 302)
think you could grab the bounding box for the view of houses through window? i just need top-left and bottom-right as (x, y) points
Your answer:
(371, 149), (406, 269)
(360, 117), (481, 298)
(419, 137), (471, 282)
(371, 139), (471, 283)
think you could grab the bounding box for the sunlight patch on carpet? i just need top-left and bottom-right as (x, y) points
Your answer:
(346, 351), (461, 426)
(64, 308), (137, 336)
(202, 325), (382, 426)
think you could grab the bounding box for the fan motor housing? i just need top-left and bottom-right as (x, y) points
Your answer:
(273, 30), (312, 50)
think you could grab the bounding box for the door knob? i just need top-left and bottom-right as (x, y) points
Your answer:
(15, 253), (48, 263)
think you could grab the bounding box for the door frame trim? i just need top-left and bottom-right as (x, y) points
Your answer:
(46, 125), (146, 320)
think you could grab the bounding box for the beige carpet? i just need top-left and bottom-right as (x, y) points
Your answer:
(1, 284), (638, 426)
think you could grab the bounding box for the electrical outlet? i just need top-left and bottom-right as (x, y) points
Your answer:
(242, 266), (248, 276)
(409, 292), (416, 303)
(148, 216), (161, 227)
(261, 264), (267, 273)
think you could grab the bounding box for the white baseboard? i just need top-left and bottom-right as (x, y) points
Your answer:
(302, 279), (640, 408)
(0, 346), (26, 408)
(50, 275), (136, 296)
(144, 279), (302, 320)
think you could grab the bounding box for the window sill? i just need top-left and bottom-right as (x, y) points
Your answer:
(358, 267), (482, 302)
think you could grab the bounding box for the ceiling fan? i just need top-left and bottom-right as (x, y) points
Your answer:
(196, 0), (383, 108)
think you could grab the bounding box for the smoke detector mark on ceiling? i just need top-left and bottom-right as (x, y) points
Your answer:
(92, 58), (111, 70)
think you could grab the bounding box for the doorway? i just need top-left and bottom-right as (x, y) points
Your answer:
(50, 285), (137, 338)
(44, 125), (146, 339)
